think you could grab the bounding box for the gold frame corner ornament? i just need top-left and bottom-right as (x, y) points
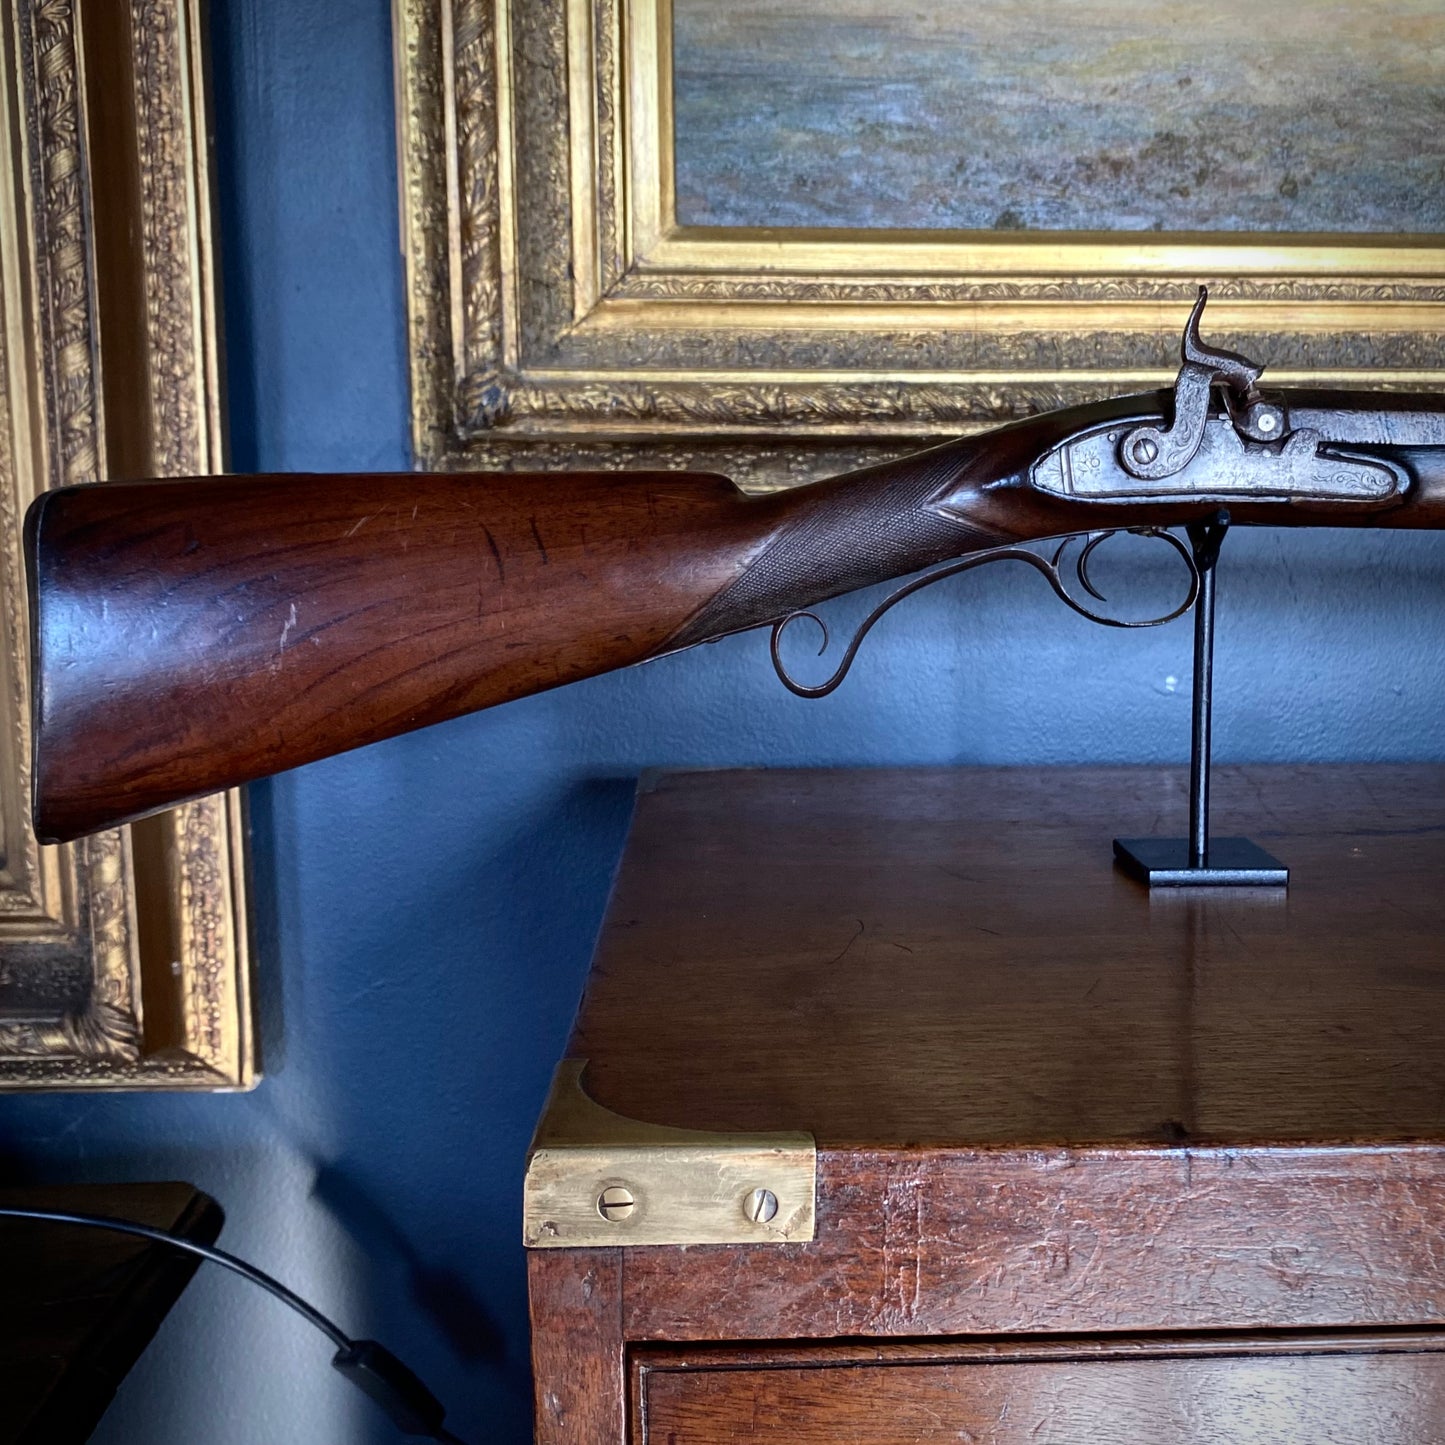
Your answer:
(0, 0), (254, 1091)
(395, 0), (1445, 490)
(524, 1061), (816, 1248)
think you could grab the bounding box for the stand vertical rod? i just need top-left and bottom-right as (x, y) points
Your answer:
(1187, 559), (1216, 868)
(1114, 506), (1284, 887)
(1185, 511), (1230, 870)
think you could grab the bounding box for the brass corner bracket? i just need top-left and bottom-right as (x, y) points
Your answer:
(523, 1060), (816, 1249)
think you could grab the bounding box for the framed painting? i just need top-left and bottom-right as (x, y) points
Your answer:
(0, 0), (253, 1088)
(396, 0), (1445, 488)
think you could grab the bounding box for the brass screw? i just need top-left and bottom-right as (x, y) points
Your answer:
(745, 1187), (779, 1224)
(597, 1185), (636, 1222)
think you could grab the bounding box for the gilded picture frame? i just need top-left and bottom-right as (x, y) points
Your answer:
(395, 0), (1445, 490)
(0, 0), (253, 1089)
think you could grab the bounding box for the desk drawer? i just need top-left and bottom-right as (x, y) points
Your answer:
(635, 1334), (1445, 1443)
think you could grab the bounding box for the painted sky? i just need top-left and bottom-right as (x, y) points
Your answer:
(672, 0), (1445, 231)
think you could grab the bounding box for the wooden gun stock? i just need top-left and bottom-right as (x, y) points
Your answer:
(24, 425), (1050, 842)
(24, 381), (1445, 843)
(24, 468), (751, 842)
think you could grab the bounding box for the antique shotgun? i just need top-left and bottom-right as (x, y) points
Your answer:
(24, 293), (1445, 842)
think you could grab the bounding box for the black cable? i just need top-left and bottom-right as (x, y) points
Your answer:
(0, 1205), (472, 1444)
(0, 1205), (351, 1346)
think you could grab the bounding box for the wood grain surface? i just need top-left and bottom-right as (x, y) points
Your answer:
(26, 470), (760, 841)
(527, 1248), (625, 1444)
(620, 1144), (1445, 1341)
(635, 1335), (1445, 1443)
(573, 765), (1445, 1147)
(531, 766), (1445, 1443)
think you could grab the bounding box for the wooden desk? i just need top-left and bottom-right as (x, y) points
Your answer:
(526, 765), (1445, 1443)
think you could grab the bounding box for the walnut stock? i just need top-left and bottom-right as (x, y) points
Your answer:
(24, 391), (1445, 842)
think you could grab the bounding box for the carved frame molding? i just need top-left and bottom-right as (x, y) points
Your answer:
(0, 0), (253, 1089)
(395, 0), (1445, 489)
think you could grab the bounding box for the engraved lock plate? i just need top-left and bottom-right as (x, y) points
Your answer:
(1032, 415), (1410, 505)
(523, 1060), (816, 1248)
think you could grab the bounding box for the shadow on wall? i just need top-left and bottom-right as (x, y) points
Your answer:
(239, 760), (641, 1442)
(311, 1164), (508, 1365)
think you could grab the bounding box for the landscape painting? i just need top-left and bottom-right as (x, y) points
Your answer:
(672, 0), (1445, 233)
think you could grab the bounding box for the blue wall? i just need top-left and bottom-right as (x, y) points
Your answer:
(2, 3), (1443, 1443)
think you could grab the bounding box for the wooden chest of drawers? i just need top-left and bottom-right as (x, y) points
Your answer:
(526, 766), (1445, 1443)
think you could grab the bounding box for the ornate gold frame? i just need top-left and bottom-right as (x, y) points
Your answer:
(396, 0), (1445, 489)
(0, 0), (253, 1089)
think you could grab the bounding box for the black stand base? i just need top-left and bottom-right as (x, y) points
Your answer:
(1113, 836), (1289, 888)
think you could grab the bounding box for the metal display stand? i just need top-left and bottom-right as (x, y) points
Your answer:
(1113, 512), (1289, 888)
